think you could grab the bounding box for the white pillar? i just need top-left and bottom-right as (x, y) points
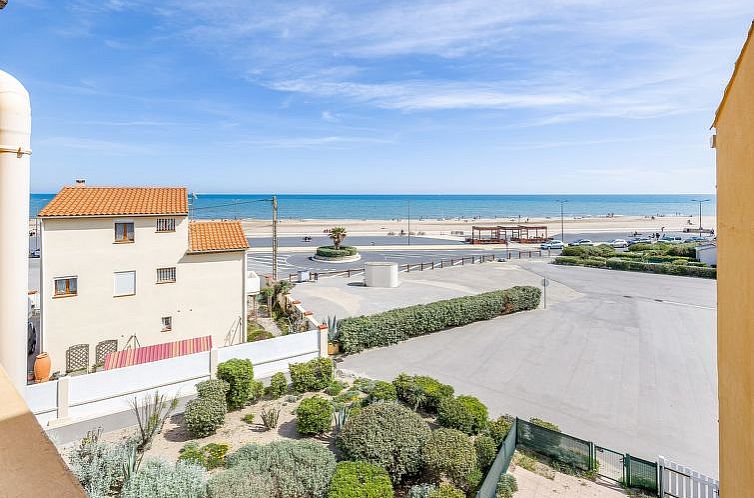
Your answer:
(0, 70), (32, 393)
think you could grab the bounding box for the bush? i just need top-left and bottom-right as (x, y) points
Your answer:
(407, 484), (437, 498)
(207, 470), (275, 498)
(179, 442), (228, 470)
(196, 379), (230, 409)
(475, 435), (497, 470)
(530, 417), (560, 431)
(120, 459), (205, 498)
(338, 287), (541, 354)
(267, 372), (288, 398)
(427, 484), (465, 498)
(627, 243), (654, 252)
(249, 379), (265, 403)
(290, 358), (335, 392)
(325, 380), (347, 396)
(437, 395), (488, 435)
(337, 402), (431, 483)
(423, 429), (478, 491)
(328, 461), (394, 498)
(365, 381), (397, 405)
(184, 397), (226, 438)
(68, 431), (132, 498)
(227, 440), (336, 498)
(560, 245), (615, 258)
(496, 474), (518, 498)
(297, 396), (334, 435)
(605, 258), (716, 279)
(217, 358), (255, 410)
(393, 373), (454, 412)
(316, 246), (358, 258)
(484, 415), (514, 447)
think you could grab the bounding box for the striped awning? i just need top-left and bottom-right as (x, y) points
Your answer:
(103, 336), (212, 370)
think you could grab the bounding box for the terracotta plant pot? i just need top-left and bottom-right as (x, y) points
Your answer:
(34, 352), (51, 383)
(327, 342), (340, 355)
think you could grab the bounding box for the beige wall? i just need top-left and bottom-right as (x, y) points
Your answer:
(714, 24), (754, 498)
(40, 215), (245, 373)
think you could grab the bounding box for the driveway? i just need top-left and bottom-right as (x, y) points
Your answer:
(337, 262), (718, 477)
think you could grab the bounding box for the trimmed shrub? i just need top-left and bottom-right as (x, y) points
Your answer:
(407, 484), (437, 498)
(249, 379), (265, 403)
(185, 397), (226, 438)
(68, 433), (132, 498)
(393, 373), (454, 412)
(530, 417), (560, 432)
(267, 372), (288, 398)
(627, 243), (654, 252)
(316, 246), (358, 258)
(560, 245), (615, 258)
(554, 256), (606, 268)
(120, 459), (205, 498)
(338, 287), (541, 354)
(437, 395), (489, 435)
(423, 428), (478, 491)
(365, 381), (397, 405)
(427, 484), (465, 498)
(337, 402), (431, 483)
(484, 415), (514, 447)
(227, 440), (336, 498)
(328, 461), (394, 498)
(475, 435), (497, 470)
(217, 358), (255, 410)
(605, 258), (716, 279)
(179, 442), (228, 470)
(325, 380), (347, 396)
(196, 379), (229, 409)
(297, 396), (334, 435)
(496, 474), (518, 498)
(207, 470), (275, 498)
(290, 357), (335, 392)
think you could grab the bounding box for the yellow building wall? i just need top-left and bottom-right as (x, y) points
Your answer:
(715, 23), (754, 498)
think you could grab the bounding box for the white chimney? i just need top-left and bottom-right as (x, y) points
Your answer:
(0, 70), (31, 392)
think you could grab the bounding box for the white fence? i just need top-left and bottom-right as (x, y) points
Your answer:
(26, 329), (326, 427)
(659, 456), (719, 498)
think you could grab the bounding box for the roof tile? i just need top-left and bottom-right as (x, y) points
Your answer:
(188, 220), (249, 253)
(38, 187), (188, 217)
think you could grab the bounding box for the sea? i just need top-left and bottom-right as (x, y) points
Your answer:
(29, 194), (717, 221)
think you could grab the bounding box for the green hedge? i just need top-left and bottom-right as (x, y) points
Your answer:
(554, 256), (606, 268)
(339, 287), (541, 354)
(316, 246), (358, 258)
(296, 396), (333, 435)
(560, 245), (615, 258)
(393, 374), (454, 413)
(606, 258), (716, 278)
(217, 359), (255, 410)
(290, 358), (334, 392)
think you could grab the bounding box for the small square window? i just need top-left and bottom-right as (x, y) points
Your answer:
(157, 218), (176, 232)
(161, 316), (172, 332)
(115, 222), (134, 243)
(54, 277), (77, 297)
(114, 271), (136, 297)
(156, 267), (176, 283)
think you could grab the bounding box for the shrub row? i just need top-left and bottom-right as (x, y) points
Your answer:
(338, 286), (541, 354)
(606, 258), (716, 278)
(560, 245), (615, 258)
(316, 246), (359, 258)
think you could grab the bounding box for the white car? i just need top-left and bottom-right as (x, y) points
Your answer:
(569, 239), (594, 246)
(540, 240), (565, 250)
(608, 239), (628, 248)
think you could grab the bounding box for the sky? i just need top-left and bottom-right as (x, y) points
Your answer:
(1, 1), (751, 194)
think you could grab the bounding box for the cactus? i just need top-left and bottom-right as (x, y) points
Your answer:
(333, 406), (348, 433)
(326, 315), (339, 343)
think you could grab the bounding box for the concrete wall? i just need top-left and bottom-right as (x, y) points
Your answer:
(27, 329), (325, 427)
(40, 215), (245, 373)
(714, 22), (754, 498)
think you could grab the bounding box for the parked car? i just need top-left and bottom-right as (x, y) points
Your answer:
(540, 240), (565, 250)
(658, 236), (683, 244)
(608, 239), (628, 248)
(568, 239), (594, 246)
(684, 236), (710, 243)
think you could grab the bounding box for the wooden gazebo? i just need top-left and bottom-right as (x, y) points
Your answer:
(470, 225), (548, 244)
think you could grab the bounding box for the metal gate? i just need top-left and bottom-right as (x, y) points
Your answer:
(595, 445), (624, 482)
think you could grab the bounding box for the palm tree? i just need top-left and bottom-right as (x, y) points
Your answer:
(328, 227), (347, 249)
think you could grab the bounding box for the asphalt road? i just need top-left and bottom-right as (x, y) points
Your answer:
(337, 262), (718, 476)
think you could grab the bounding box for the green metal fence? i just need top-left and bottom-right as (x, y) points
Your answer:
(625, 454), (658, 492)
(517, 418), (592, 471)
(476, 418), (518, 498)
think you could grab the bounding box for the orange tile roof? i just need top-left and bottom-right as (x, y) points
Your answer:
(38, 186), (189, 217)
(188, 220), (249, 253)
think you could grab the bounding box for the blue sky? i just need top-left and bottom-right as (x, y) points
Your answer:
(1, 1), (751, 194)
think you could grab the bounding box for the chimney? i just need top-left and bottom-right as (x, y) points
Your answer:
(75, 178), (86, 186)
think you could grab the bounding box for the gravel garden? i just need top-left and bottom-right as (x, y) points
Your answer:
(63, 355), (533, 498)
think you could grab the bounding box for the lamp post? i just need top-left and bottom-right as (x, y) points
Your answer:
(556, 200), (568, 242)
(691, 199), (710, 232)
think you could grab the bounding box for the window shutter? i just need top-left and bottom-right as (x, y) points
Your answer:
(114, 271), (136, 296)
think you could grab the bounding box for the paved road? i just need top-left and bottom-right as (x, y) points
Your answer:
(249, 235), (466, 248)
(338, 262), (718, 476)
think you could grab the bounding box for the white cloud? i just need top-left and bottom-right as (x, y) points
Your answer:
(236, 136), (394, 148)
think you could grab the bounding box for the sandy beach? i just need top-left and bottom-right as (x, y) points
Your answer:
(239, 214), (717, 238)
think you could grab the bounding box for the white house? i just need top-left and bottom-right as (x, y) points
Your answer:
(38, 185), (249, 374)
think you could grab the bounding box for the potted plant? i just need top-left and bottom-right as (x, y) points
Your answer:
(326, 316), (340, 355)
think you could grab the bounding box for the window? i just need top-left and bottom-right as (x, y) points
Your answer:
(54, 277), (77, 297)
(161, 316), (172, 332)
(156, 218), (176, 232)
(114, 222), (134, 243)
(113, 271), (136, 297)
(156, 267), (176, 283)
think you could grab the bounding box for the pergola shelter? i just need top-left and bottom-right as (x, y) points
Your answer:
(470, 225), (548, 244)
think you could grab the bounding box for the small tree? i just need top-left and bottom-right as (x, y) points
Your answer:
(329, 227), (347, 250)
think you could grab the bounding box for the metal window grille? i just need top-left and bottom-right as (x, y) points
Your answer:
(161, 316), (172, 331)
(156, 218), (176, 232)
(156, 267), (176, 283)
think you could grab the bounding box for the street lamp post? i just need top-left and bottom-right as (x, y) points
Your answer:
(691, 199), (710, 232)
(556, 200), (568, 242)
